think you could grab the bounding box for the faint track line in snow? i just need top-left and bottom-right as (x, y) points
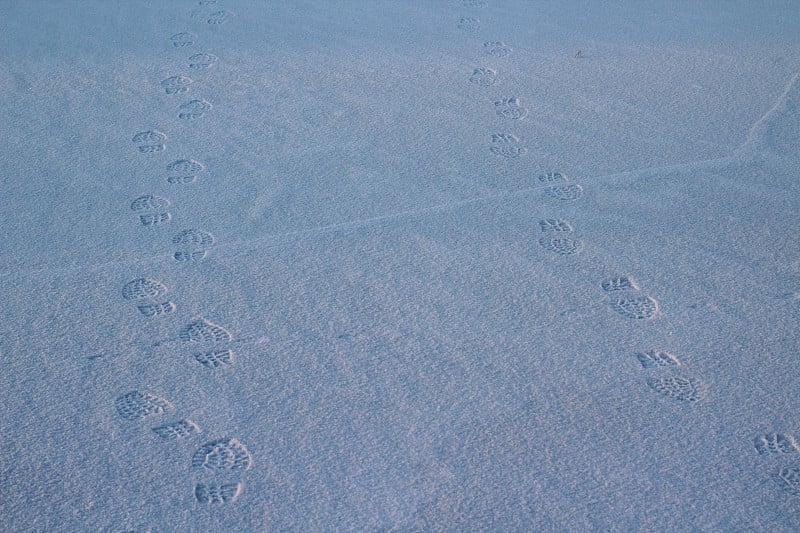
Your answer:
(738, 71), (800, 157)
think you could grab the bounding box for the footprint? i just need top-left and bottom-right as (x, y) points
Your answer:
(189, 53), (218, 70)
(131, 195), (171, 212)
(635, 350), (681, 369)
(194, 349), (234, 368)
(152, 419), (201, 440)
(139, 212), (172, 227)
(173, 229), (215, 261)
(539, 236), (583, 255)
(161, 76), (193, 95)
(538, 172), (568, 184)
(469, 67), (496, 87)
(489, 133), (527, 158)
(132, 130), (167, 153)
(178, 99), (212, 120)
(646, 376), (707, 402)
(458, 17), (480, 31)
(612, 295), (659, 319)
(167, 159), (204, 184)
(137, 302), (177, 317)
(494, 97), (529, 120)
(192, 438), (253, 471)
(484, 41), (512, 57)
(122, 278), (169, 301)
(116, 391), (171, 420)
(180, 319), (232, 344)
(543, 184), (583, 201)
(755, 434), (800, 455)
(207, 10), (234, 24)
(539, 218), (573, 233)
(773, 467), (800, 497)
(195, 483), (242, 504)
(601, 276), (639, 292)
(171, 32), (196, 48)
(173, 229), (215, 247)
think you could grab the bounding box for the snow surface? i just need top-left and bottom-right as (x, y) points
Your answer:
(0, 1), (799, 531)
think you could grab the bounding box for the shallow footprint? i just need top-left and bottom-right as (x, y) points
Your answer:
(489, 133), (527, 158)
(171, 32), (196, 48)
(178, 99), (212, 120)
(469, 67), (496, 86)
(207, 10), (235, 24)
(539, 236), (583, 255)
(180, 319), (232, 344)
(194, 349), (234, 368)
(458, 17), (480, 31)
(755, 434), (800, 455)
(543, 184), (583, 201)
(192, 438), (252, 471)
(189, 53), (218, 70)
(161, 76), (193, 95)
(635, 350), (680, 368)
(152, 419), (201, 440)
(612, 295), (659, 319)
(646, 376), (707, 402)
(137, 301), (177, 317)
(122, 278), (168, 301)
(195, 483), (242, 505)
(601, 276), (639, 292)
(484, 41), (512, 57)
(115, 391), (171, 420)
(132, 130), (167, 153)
(494, 97), (528, 120)
(167, 159), (204, 184)
(774, 466), (800, 497)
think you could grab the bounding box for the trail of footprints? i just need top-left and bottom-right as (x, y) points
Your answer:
(114, 389), (250, 505)
(116, 1), (247, 507)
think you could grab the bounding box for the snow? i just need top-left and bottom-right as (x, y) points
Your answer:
(0, 1), (799, 531)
